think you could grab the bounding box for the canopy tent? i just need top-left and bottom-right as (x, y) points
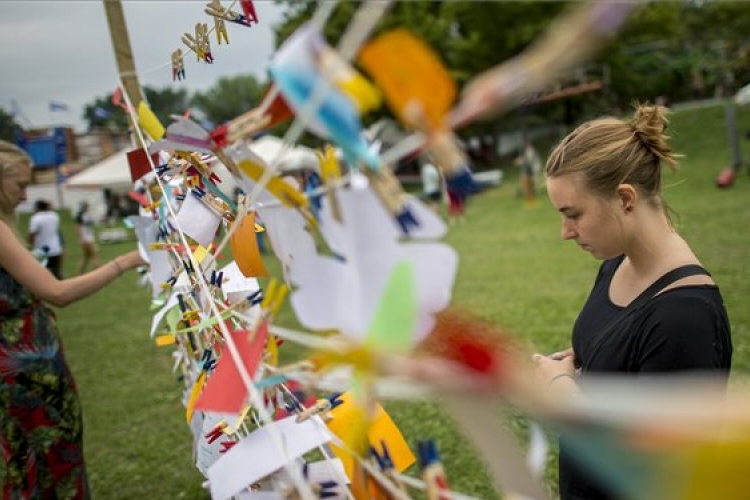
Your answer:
(247, 135), (320, 172)
(64, 149), (134, 191)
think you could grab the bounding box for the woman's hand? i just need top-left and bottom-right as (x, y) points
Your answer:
(116, 250), (147, 272)
(532, 350), (578, 397)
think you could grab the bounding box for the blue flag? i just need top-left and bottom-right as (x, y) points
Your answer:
(49, 100), (69, 112)
(94, 107), (112, 119)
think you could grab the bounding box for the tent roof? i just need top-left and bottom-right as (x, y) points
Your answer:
(247, 135), (319, 172)
(65, 150), (133, 190)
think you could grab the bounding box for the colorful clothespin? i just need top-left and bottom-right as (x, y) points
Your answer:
(240, 0), (258, 24)
(301, 463), (338, 499)
(205, 421), (228, 444)
(209, 108), (271, 148)
(200, 348), (217, 372)
(171, 48), (186, 81)
(295, 398), (333, 423)
(205, 0), (229, 44)
(418, 439), (450, 500)
(363, 167), (419, 235)
(219, 441), (237, 454)
(205, 0), (253, 27)
(210, 270), (224, 288)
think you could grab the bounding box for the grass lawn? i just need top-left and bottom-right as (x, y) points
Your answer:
(33, 103), (750, 499)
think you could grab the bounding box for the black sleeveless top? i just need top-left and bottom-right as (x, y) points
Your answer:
(559, 255), (732, 500)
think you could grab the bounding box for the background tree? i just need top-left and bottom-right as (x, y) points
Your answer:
(191, 74), (266, 125)
(144, 86), (191, 126)
(0, 108), (22, 142)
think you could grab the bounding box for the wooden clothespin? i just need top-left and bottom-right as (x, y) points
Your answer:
(363, 167), (419, 235)
(418, 440), (450, 500)
(210, 108), (271, 148)
(317, 145), (343, 223)
(205, 0), (253, 27)
(171, 48), (186, 81)
(204, 0), (229, 45)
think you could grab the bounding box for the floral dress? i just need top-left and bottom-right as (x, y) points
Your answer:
(0, 268), (90, 499)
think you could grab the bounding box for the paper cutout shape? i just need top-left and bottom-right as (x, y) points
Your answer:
(126, 148), (159, 183)
(261, 84), (294, 129)
(138, 101), (166, 140)
(194, 322), (268, 414)
(359, 29), (456, 129)
(364, 260), (417, 354)
(230, 212), (269, 277)
(289, 186), (458, 344)
(326, 392), (415, 479)
(175, 192), (222, 247)
(270, 23), (378, 169)
(208, 416), (332, 500)
(219, 260), (262, 310)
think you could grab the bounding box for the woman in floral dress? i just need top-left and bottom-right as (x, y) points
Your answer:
(0, 141), (144, 499)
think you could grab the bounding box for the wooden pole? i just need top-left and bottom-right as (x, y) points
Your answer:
(102, 0), (144, 136)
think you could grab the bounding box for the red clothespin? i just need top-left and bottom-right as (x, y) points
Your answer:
(205, 421), (228, 444)
(240, 0), (258, 24)
(219, 441), (237, 454)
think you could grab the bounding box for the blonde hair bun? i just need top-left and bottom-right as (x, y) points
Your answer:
(632, 104), (678, 170)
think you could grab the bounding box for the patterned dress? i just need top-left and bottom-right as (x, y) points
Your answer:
(0, 268), (90, 499)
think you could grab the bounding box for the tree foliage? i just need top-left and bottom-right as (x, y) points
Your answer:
(0, 108), (21, 142)
(190, 74), (266, 125)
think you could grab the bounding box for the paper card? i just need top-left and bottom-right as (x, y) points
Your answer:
(260, 83), (294, 129)
(220, 260), (263, 309)
(289, 186), (458, 345)
(126, 148), (160, 183)
(256, 204), (317, 279)
(358, 29), (456, 129)
(326, 392), (415, 479)
(175, 193), (222, 247)
(194, 411), (237, 478)
(234, 492), (283, 500)
(207, 415), (332, 500)
(149, 116), (214, 155)
(231, 212), (269, 277)
(306, 458), (349, 485)
(150, 293), (179, 338)
(149, 250), (172, 298)
(195, 323), (268, 414)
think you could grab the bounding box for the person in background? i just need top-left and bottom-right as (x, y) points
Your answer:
(532, 105), (732, 500)
(515, 139), (542, 206)
(0, 140), (145, 499)
(28, 198), (64, 279)
(420, 159), (443, 212)
(75, 201), (101, 274)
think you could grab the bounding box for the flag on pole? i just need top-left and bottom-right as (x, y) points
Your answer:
(49, 100), (69, 112)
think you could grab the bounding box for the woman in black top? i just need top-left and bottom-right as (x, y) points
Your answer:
(532, 104), (732, 500)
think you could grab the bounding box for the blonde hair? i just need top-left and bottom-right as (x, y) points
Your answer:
(0, 140), (33, 231)
(546, 104), (679, 213)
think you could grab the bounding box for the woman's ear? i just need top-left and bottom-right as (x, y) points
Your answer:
(616, 184), (638, 213)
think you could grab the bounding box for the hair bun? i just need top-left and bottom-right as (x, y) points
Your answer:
(631, 104), (678, 170)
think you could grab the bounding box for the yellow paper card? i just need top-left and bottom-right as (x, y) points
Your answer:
(326, 392), (415, 479)
(193, 245), (209, 264)
(137, 101), (166, 140)
(185, 371), (207, 424)
(230, 212), (269, 278)
(358, 29), (456, 129)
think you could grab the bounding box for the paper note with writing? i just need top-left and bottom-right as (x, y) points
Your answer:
(195, 411), (237, 477)
(175, 192), (222, 247)
(207, 415), (332, 500)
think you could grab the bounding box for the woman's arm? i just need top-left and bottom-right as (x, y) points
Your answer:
(0, 221), (143, 307)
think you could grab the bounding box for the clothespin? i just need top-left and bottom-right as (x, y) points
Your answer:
(205, 421), (228, 444)
(210, 270), (224, 288)
(219, 441), (237, 454)
(240, 0), (258, 24)
(295, 398), (332, 423)
(363, 167), (419, 235)
(371, 441), (407, 493)
(418, 439), (450, 500)
(171, 48), (186, 81)
(210, 108), (271, 147)
(205, 0), (230, 45)
(205, 0), (252, 27)
(200, 348), (217, 372)
(327, 392), (344, 410)
(316, 145), (343, 223)
(301, 463), (338, 499)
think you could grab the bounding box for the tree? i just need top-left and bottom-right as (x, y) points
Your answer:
(191, 74), (266, 125)
(144, 86), (191, 125)
(0, 108), (21, 142)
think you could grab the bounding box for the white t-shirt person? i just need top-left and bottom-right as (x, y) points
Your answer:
(29, 209), (62, 257)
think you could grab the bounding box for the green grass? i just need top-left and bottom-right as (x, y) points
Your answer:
(33, 103), (750, 499)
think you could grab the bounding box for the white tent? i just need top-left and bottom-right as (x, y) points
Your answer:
(247, 135), (320, 172)
(63, 149), (134, 219)
(64, 149), (133, 191)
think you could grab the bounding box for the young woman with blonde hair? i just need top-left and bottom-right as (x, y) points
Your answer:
(0, 140), (144, 498)
(532, 105), (732, 500)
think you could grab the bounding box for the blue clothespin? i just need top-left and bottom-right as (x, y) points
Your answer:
(417, 439), (441, 468)
(246, 289), (263, 306)
(284, 396), (304, 414)
(211, 270), (224, 288)
(175, 193), (186, 202)
(327, 392), (344, 410)
(445, 166), (478, 197)
(302, 462), (338, 498)
(200, 348), (216, 372)
(177, 293), (188, 313)
(165, 276), (178, 287)
(156, 163), (171, 177)
(192, 186), (207, 199)
(395, 207), (419, 235)
(182, 259), (195, 275)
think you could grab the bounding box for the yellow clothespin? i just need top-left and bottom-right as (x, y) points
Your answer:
(205, 0), (229, 45)
(237, 159), (309, 209)
(317, 144), (343, 223)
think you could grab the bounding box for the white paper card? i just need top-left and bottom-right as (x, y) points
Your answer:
(176, 193), (222, 248)
(207, 416), (332, 500)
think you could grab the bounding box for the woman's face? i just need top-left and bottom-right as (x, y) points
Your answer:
(2, 162), (32, 208)
(546, 173), (625, 260)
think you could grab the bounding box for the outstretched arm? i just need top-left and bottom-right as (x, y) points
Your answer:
(0, 221), (144, 307)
